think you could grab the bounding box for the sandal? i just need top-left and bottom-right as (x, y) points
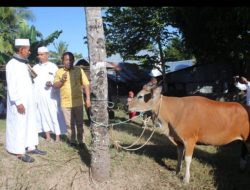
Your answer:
(18, 154), (35, 163)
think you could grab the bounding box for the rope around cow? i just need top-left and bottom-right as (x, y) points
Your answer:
(89, 96), (162, 151)
(112, 116), (156, 151)
(90, 111), (156, 151)
(113, 95), (162, 151)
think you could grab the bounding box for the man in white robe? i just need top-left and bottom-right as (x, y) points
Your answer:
(33, 46), (66, 142)
(6, 39), (46, 163)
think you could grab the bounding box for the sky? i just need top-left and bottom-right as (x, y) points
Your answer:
(28, 7), (180, 63)
(28, 7), (89, 59)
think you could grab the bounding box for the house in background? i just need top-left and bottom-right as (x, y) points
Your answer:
(107, 62), (152, 97)
(158, 62), (240, 102)
(74, 58), (152, 104)
(74, 58), (240, 103)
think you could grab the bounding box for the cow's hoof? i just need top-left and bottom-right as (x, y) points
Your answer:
(183, 177), (189, 184)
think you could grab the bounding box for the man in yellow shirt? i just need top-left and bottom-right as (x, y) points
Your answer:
(54, 52), (91, 147)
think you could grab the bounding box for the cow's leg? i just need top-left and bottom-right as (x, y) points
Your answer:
(176, 143), (185, 174)
(183, 141), (195, 184)
(240, 142), (249, 171)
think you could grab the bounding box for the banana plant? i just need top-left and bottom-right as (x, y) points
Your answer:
(18, 21), (62, 64)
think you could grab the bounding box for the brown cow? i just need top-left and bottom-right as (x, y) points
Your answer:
(128, 83), (250, 184)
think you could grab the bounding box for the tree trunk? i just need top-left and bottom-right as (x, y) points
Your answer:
(157, 38), (167, 93)
(85, 7), (110, 182)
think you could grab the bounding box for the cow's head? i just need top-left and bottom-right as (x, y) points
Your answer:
(128, 82), (162, 113)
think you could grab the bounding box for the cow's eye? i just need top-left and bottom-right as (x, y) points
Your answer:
(137, 95), (143, 99)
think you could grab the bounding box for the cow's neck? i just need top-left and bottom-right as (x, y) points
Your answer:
(152, 95), (173, 124)
(151, 95), (163, 124)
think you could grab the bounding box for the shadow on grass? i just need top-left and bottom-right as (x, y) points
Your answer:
(111, 122), (179, 171)
(111, 120), (250, 190)
(78, 143), (91, 168)
(57, 134), (91, 168)
(209, 141), (250, 190)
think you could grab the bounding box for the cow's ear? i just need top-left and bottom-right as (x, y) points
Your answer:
(153, 86), (162, 97)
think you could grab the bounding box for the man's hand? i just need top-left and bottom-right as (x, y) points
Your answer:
(85, 98), (91, 108)
(16, 104), (25, 114)
(46, 81), (53, 88)
(61, 72), (68, 83)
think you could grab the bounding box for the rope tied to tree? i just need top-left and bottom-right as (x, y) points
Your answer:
(90, 111), (144, 128)
(112, 116), (156, 151)
(112, 95), (163, 151)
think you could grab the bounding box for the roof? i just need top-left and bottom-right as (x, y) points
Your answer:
(150, 59), (195, 77)
(107, 62), (152, 83)
(74, 58), (116, 68)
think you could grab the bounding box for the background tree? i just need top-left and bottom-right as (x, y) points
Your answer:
(169, 7), (250, 76)
(0, 7), (62, 64)
(164, 36), (193, 61)
(19, 22), (62, 63)
(49, 41), (83, 65)
(0, 7), (34, 64)
(49, 41), (68, 64)
(103, 7), (175, 92)
(18, 21), (62, 64)
(73, 53), (83, 61)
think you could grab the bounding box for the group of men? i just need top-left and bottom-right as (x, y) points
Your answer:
(5, 38), (91, 163)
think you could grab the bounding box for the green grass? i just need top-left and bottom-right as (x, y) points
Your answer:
(0, 119), (5, 133)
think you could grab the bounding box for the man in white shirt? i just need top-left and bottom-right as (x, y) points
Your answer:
(6, 39), (46, 163)
(234, 76), (250, 106)
(33, 46), (66, 142)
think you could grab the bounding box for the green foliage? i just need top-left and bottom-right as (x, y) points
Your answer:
(49, 41), (83, 65)
(169, 7), (250, 72)
(0, 7), (62, 64)
(0, 36), (13, 63)
(0, 82), (6, 100)
(104, 7), (173, 65)
(49, 41), (68, 64)
(164, 36), (193, 61)
(74, 53), (83, 61)
(18, 21), (62, 64)
(0, 7), (25, 64)
(0, 7), (36, 64)
(103, 7), (197, 93)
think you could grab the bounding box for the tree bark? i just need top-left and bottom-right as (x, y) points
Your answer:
(85, 7), (110, 182)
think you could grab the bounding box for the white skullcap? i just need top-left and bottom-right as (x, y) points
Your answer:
(15, 39), (30, 46)
(38, 46), (49, 53)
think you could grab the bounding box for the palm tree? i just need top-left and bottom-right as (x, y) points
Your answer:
(49, 41), (68, 65)
(74, 53), (83, 61)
